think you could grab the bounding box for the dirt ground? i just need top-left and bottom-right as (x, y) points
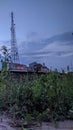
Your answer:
(0, 114), (73, 130)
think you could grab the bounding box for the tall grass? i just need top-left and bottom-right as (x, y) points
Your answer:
(0, 69), (73, 121)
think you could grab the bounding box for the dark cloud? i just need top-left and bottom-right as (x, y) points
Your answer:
(26, 32), (39, 41)
(0, 32), (73, 66)
(27, 32), (38, 38)
(0, 40), (10, 47)
(20, 51), (73, 57)
(42, 31), (73, 45)
(20, 31), (73, 58)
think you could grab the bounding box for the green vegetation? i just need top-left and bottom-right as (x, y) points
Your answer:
(0, 67), (73, 122)
(0, 46), (73, 123)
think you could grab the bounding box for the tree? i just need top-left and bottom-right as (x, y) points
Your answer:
(0, 45), (11, 70)
(0, 45), (11, 62)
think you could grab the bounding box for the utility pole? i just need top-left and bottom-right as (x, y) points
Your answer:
(11, 12), (19, 63)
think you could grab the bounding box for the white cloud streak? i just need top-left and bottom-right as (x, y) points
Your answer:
(20, 40), (73, 58)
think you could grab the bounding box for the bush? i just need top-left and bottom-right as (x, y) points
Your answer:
(0, 70), (73, 121)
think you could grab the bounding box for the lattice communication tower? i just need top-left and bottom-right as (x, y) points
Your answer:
(11, 12), (19, 63)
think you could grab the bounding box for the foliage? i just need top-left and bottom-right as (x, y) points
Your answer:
(0, 64), (73, 122)
(0, 45), (11, 63)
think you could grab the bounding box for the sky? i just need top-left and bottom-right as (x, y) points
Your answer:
(0, 0), (73, 71)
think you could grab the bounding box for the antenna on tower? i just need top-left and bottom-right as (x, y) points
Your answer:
(11, 12), (19, 63)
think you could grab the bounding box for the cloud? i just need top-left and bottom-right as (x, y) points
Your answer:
(27, 32), (38, 39)
(20, 51), (73, 58)
(0, 40), (10, 48)
(0, 32), (73, 69)
(26, 32), (41, 42)
(43, 31), (73, 45)
(20, 31), (73, 58)
(1, 31), (73, 59)
(39, 41), (73, 57)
